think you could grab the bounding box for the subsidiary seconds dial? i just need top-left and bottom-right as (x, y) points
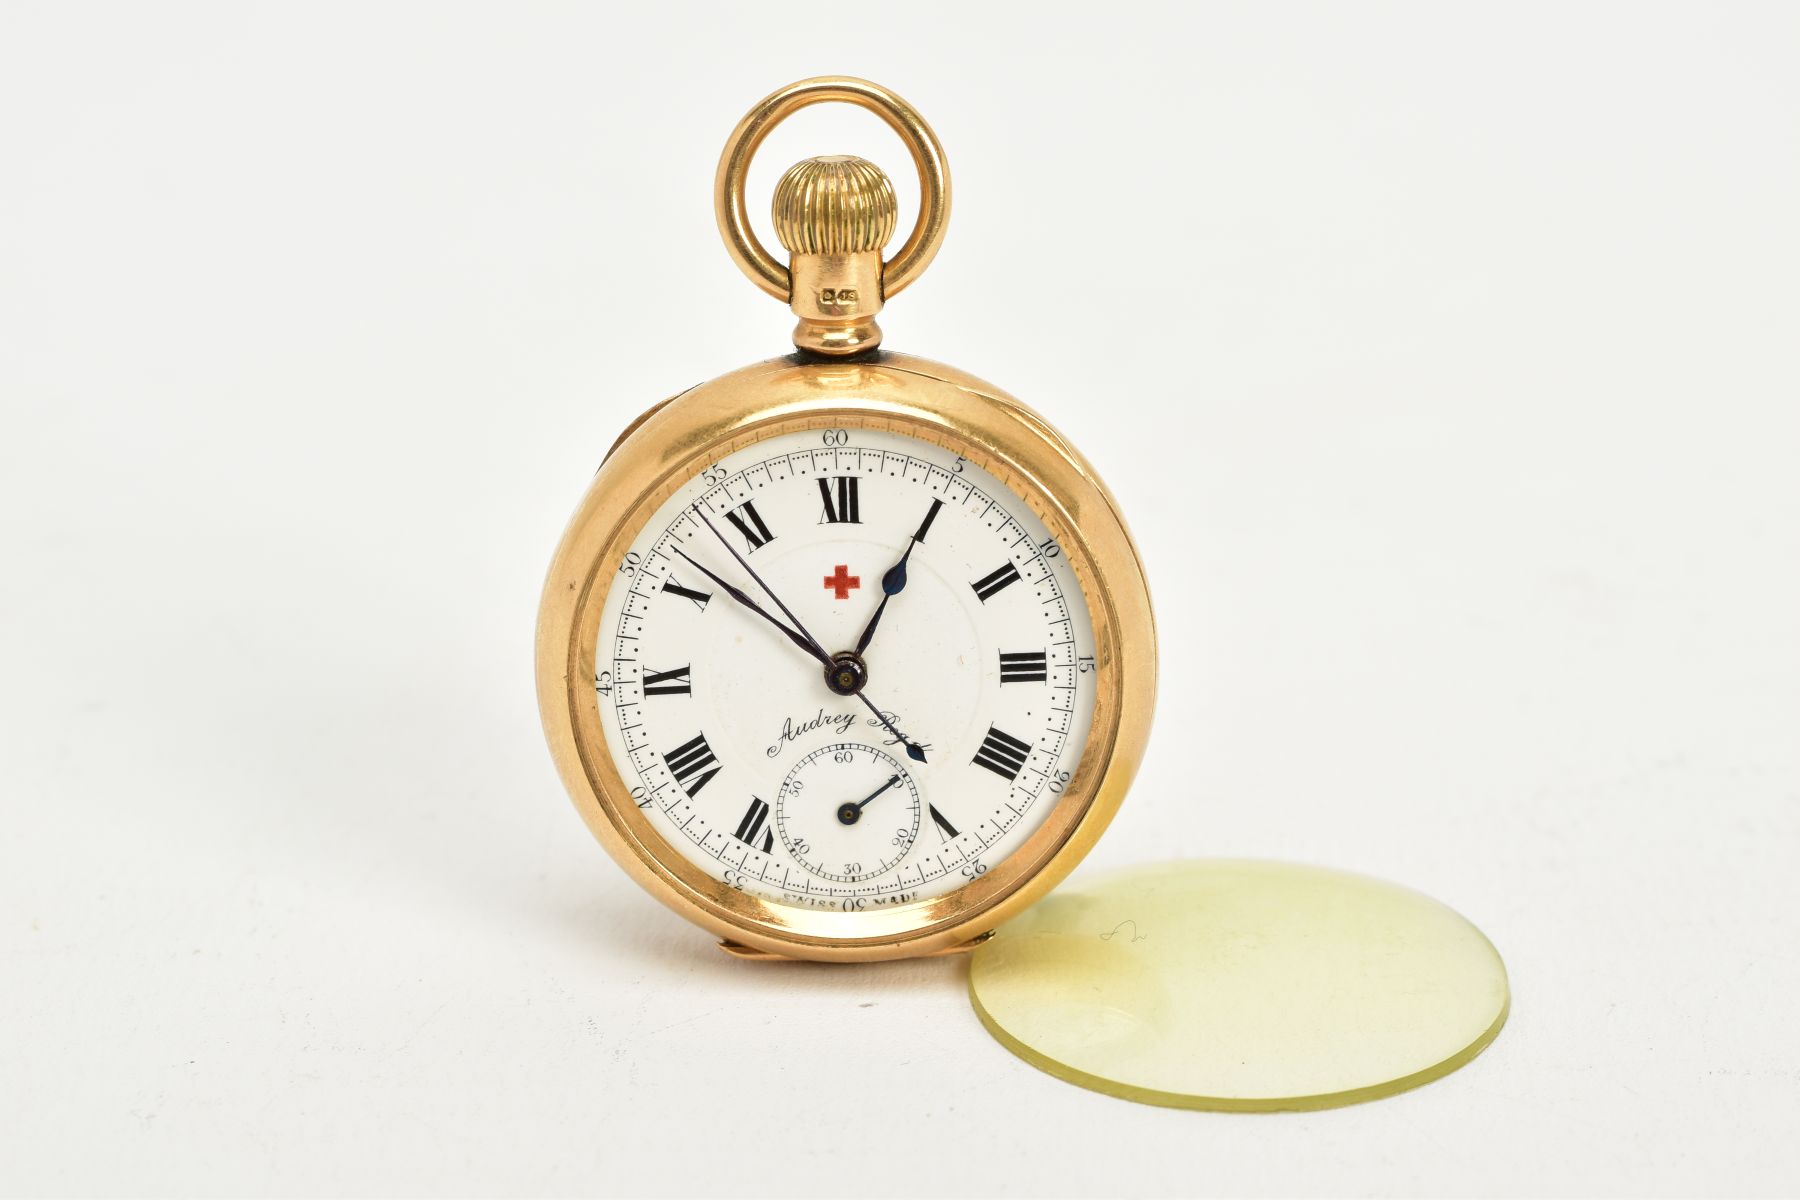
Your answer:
(775, 743), (921, 883)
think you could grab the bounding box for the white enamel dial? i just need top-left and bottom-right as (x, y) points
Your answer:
(593, 424), (1097, 910)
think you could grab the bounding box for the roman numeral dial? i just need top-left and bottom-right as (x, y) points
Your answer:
(594, 426), (1097, 908)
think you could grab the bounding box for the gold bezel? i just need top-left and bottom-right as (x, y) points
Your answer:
(536, 351), (1156, 961)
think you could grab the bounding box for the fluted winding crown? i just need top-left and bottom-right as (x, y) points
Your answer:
(771, 155), (898, 257)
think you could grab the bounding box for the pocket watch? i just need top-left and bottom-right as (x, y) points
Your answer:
(536, 77), (1156, 962)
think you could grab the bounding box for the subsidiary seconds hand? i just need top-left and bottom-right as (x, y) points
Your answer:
(693, 506), (928, 764)
(837, 775), (903, 827)
(854, 540), (913, 656)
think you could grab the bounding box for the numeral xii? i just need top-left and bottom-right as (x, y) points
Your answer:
(817, 476), (860, 524)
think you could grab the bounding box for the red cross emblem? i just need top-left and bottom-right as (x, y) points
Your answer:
(823, 564), (860, 600)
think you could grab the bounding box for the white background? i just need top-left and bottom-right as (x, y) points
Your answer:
(3, 3), (1797, 1196)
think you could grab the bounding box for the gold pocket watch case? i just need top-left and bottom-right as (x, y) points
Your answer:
(537, 78), (1155, 962)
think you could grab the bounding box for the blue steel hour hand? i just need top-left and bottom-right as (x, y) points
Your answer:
(854, 498), (941, 657)
(854, 541), (914, 657)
